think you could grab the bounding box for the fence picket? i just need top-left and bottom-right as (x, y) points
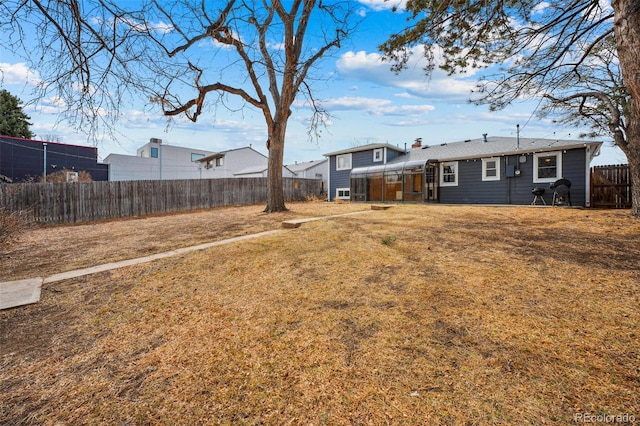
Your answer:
(1, 178), (321, 225)
(590, 164), (632, 209)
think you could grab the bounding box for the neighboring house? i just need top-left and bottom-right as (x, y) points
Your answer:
(0, 135), (109, 182)
(104, 139), (270, 181)
(195, 147), (276, 178)
(324, 143), (408, 201)
(325, 136), (603, 207)
(232, 164), (297, 178)
(104, 138), (212, 181)
(285, 159), (328, 193)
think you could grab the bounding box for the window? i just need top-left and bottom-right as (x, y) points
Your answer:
(150, 147), (159, 158)
(191, 153), (205, 162)
(482, 157), (500, 181)
(215, 156), (224, 167)
(439, 161), (458, 186)
(373, 148), (383, 162)
(336, 154), (352, 171)
(336, 188), (350, 200)
(534, 152), (562, 183)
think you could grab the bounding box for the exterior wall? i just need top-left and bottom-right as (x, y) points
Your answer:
(106, 143), (212, 181)
(328, 148), (406, 201)
(305, 161), (328, 194)
(206, 148), (268, 179)
(105, 145), (268, 181)
(439, 148), (589, 206)
(328, 150), (370, 201)
(289, 160), (328, 193)
(105, 154), (159, 181)
(0, 136), (108, 182)
(386, 148), (404, 163)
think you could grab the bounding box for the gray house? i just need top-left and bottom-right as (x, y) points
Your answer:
(324, 136), (603, 206)
(324, 143), (406, 201)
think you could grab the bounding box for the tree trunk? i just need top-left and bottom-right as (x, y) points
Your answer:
(264, 122), (287, 213)
(627, 146), (640, 217)
(613, 0), (640, 216)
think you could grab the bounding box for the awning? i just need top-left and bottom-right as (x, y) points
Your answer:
(351, 160), (428, 178)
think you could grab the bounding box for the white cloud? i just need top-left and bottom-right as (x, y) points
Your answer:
(318, 96), (434, 118)
(336, 47), (478, 100)
(357, 0), (407, 11)
(320, 96), (391, 111)
(532, 2), (551, 14)
(0, 62), (41, 86)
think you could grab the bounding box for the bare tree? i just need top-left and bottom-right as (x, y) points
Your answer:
(0, 1), (358, 212)
(379, 0), (640, 216)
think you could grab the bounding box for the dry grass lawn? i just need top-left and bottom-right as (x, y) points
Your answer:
(1, 202), (639, 425)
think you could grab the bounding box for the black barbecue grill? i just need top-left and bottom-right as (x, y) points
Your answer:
(550, 178), (572, 206)
(531, 187), (546, 205)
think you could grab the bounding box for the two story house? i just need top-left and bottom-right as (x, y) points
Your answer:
(104, 139), (270, 181)
(325, 136), (603, 207)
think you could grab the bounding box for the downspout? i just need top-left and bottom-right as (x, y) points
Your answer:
(505, 156), (510, 204)
(158, 143), (163, 180)
(585, 145), (593, 207)
(326, 157), (331, 201)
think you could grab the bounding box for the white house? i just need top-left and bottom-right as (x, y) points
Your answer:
(285, 159), (328, 193)
(194, 147), (271, 178)
(104, 139), (269, 181)
(232, 164), (297, 178)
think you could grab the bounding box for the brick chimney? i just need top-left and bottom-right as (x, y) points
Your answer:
(412, 138), (422, 148)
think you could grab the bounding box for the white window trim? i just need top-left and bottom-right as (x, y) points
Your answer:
(439, 161), (459, 187)
(533, 151), (562, 183)
(336, 187), (350, 200)
(336, 153), (352, 171)
(482, 157), (500, 181)
(373, 148), (383, 162)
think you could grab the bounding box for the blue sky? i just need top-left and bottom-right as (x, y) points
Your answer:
(0, 0), (626, 166)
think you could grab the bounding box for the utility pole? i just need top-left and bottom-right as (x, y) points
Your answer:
(43, 143), (48, 183)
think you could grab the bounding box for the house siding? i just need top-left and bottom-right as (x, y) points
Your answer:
(329, 156), (351, 200)
(0, 136), (108, 182)
(328, 147), (406, 200)
(439, 148), (588, 206)
(105, 145), (269, 181)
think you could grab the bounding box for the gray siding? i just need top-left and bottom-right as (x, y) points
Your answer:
(328, 148), (407, 200)
(386, 149), (404, 162)
(329, 156), (351, 200)
(440, 148), (588, 205)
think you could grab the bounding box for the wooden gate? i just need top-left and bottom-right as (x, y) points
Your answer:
(590, 164), (632, 209)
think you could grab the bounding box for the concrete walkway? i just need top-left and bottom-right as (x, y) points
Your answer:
(1, 208), (380, 310)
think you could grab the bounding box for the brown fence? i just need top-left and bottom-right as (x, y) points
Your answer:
(0, 177), (322, 225)
(590, 164), (632, 209)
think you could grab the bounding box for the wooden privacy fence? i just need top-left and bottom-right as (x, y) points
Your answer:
(0, 177), (322, 224)
(590, 164), (632, 209)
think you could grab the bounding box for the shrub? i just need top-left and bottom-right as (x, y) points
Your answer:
(0, 207), (27, 247)
(38, 169), (93, 183)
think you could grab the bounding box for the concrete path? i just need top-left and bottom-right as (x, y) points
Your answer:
(1, 208), (381, 310)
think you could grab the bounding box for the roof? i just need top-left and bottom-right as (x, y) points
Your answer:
(233, 165), (268, 175)
(0, 135), (99, 152)
(405, 136), (602, 162)
(324, 143), (405, 157)
(196, 146), (267, 163)
(233, 164), (295, 176)
(285, 159), (327, 172)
